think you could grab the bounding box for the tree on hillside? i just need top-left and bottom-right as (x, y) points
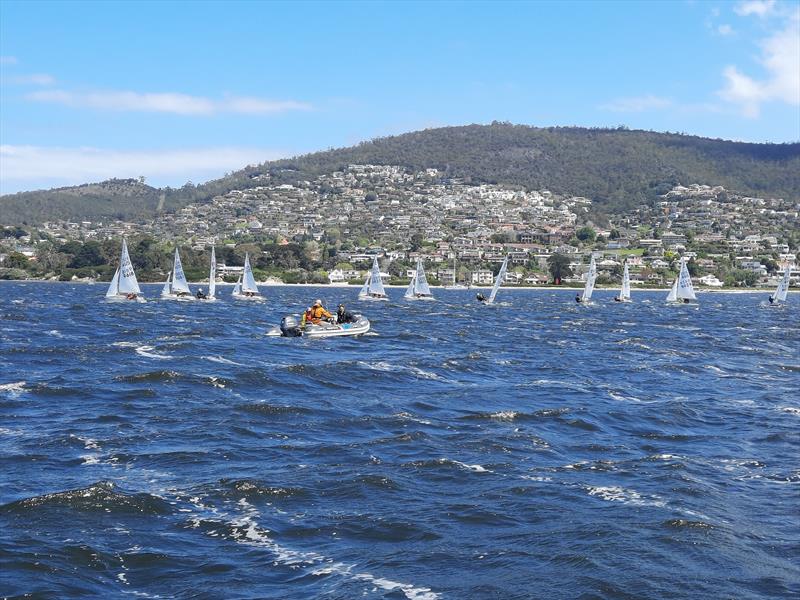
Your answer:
(547, 253), (572, 284)
(576, 226), (596, 242)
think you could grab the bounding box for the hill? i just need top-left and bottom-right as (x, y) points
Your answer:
(2, 123), (799, 225)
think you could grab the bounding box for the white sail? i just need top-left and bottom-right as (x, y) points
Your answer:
(404, 272), (416, 299)
(161, 271), (172, 297)
(487, 255), (509, 304)
(581, 256), (597, 302)
(242, 253), (259, 294)
(358, 273), (371, 297)
(666, 276), (678, 302)
(116, 239), (141, 295)
(367, 256), (387, 297)
(773, 265), (791, 302)
(208, 247), (217, 299)
(106, 268), (120, 297)
(232, 274), (242, 296)
(676, 258), (696, 301)
(414, 259), (432, 297)
(171, 248), (191, 294)
(620, 262), (631, 300)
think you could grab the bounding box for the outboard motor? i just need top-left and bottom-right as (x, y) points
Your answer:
(280, 315), (303, 337)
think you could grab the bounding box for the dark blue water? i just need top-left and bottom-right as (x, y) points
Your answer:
(1, 282), (798, 599)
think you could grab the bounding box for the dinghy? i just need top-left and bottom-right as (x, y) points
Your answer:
(614, 261), (632, 302)
(196, 247), (217, 301)
(232, 253), (264, 301)
(768, 265), (791, 306)
(105, 239), (145, 302)
(268, 313), (371, 338)
(358, 256), (389, 301)
(161, 248), (195, 300)
(404, 259), (435, 301)
(478, 255), (508, 305)
(577, 256), (597, 305)
(666, 258), (697, 305)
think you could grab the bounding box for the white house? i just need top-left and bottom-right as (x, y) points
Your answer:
(698, 274), (724, 287)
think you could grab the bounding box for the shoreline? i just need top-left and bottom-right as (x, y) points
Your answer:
(0, 279), (789, 294)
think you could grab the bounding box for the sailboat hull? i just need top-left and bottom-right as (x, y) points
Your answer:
(358, 294), (389, 302)
(105, 295), (146, 303)
(232, 292), (265, 302)
(404, 295), (435, 301)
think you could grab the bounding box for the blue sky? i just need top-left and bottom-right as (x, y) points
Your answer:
(1, 0), (798, 193)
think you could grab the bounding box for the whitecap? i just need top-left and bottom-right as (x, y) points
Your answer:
(0, 381), (26, 398)
(778, 406), (800, 416)
(448, 459), (490, 473)
(204, 355), (244, 366)
(586, 485), (665, 508)
(135, 346), (173, 360)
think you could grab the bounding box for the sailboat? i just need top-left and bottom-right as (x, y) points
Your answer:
(404, 258), (435, 301)
(196, 246), (216, 301)
(105, 239), (145, 302)
(666, 257), (697, 304)
(614, 260), (632, 302)
(768, 264), (791, 306)
(161, 247), (195, 300)
(480, 255), (508, 305)
(232, 252), (263, 301)
(358, 256), (389, 301)
(578, 256), (597, 304)
(444, 255), (467, 290)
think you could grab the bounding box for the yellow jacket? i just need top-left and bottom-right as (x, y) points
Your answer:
(306, 305), (332, 324)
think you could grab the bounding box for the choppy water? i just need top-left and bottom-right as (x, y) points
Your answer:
(1, 282), (798, 599)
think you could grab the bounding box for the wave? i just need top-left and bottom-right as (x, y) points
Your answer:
(135, 345), (173, 360)
(1, 481), (170, 515)
(586, 485), (665, 508)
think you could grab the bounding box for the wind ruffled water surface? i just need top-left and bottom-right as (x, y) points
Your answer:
(1, 282), (798, 599)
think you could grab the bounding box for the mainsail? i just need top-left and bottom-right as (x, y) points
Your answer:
(367, 257), (386, 296)
(208, 247), (217, 299)
(774, 265), (790, 302)
(414, 259), (432, 296)
(676, 258), (696, 301)
(106, 268), (120, 298)
(581, 256), (597, 302)
(116, 239), (141, 295)
(242, 253), (259, 294)
(620, 262), (631, 300)
(171, 248), (191, 294)
(487, 255), (509, 304)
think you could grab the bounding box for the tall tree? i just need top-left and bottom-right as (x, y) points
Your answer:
(547, 253), (572, 284)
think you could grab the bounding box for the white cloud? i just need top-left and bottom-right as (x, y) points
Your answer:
(25, 89), (312, 115)
(0, 145), (287, 194)
(718, 14), (800, 117)
(599, 95), (673, 112)
(0, 56), (18, 65)
(734, 0), (776, 17)
(717, 24), (735, 36)
(6, 73), (56, 86)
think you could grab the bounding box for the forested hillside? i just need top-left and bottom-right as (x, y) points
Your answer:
(2, 123), (799, 225)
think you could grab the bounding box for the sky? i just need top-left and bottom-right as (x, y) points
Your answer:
(1, 0), (798, 194)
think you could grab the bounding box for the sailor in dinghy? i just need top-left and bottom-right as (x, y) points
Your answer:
(268, 300), (371, 338)
(576, 256), (597, 305)
(105, 239), (145, 302)
(666, 257), (698, 305)
(404, 259), (435, 301)
(477, 255), (508, 305)
(768, 264), (790, 306)
(358, 256), (389, 301)
(161, 247), (195, 300)
(196, 247), (217, 301)
(232, 253), (264, 301)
